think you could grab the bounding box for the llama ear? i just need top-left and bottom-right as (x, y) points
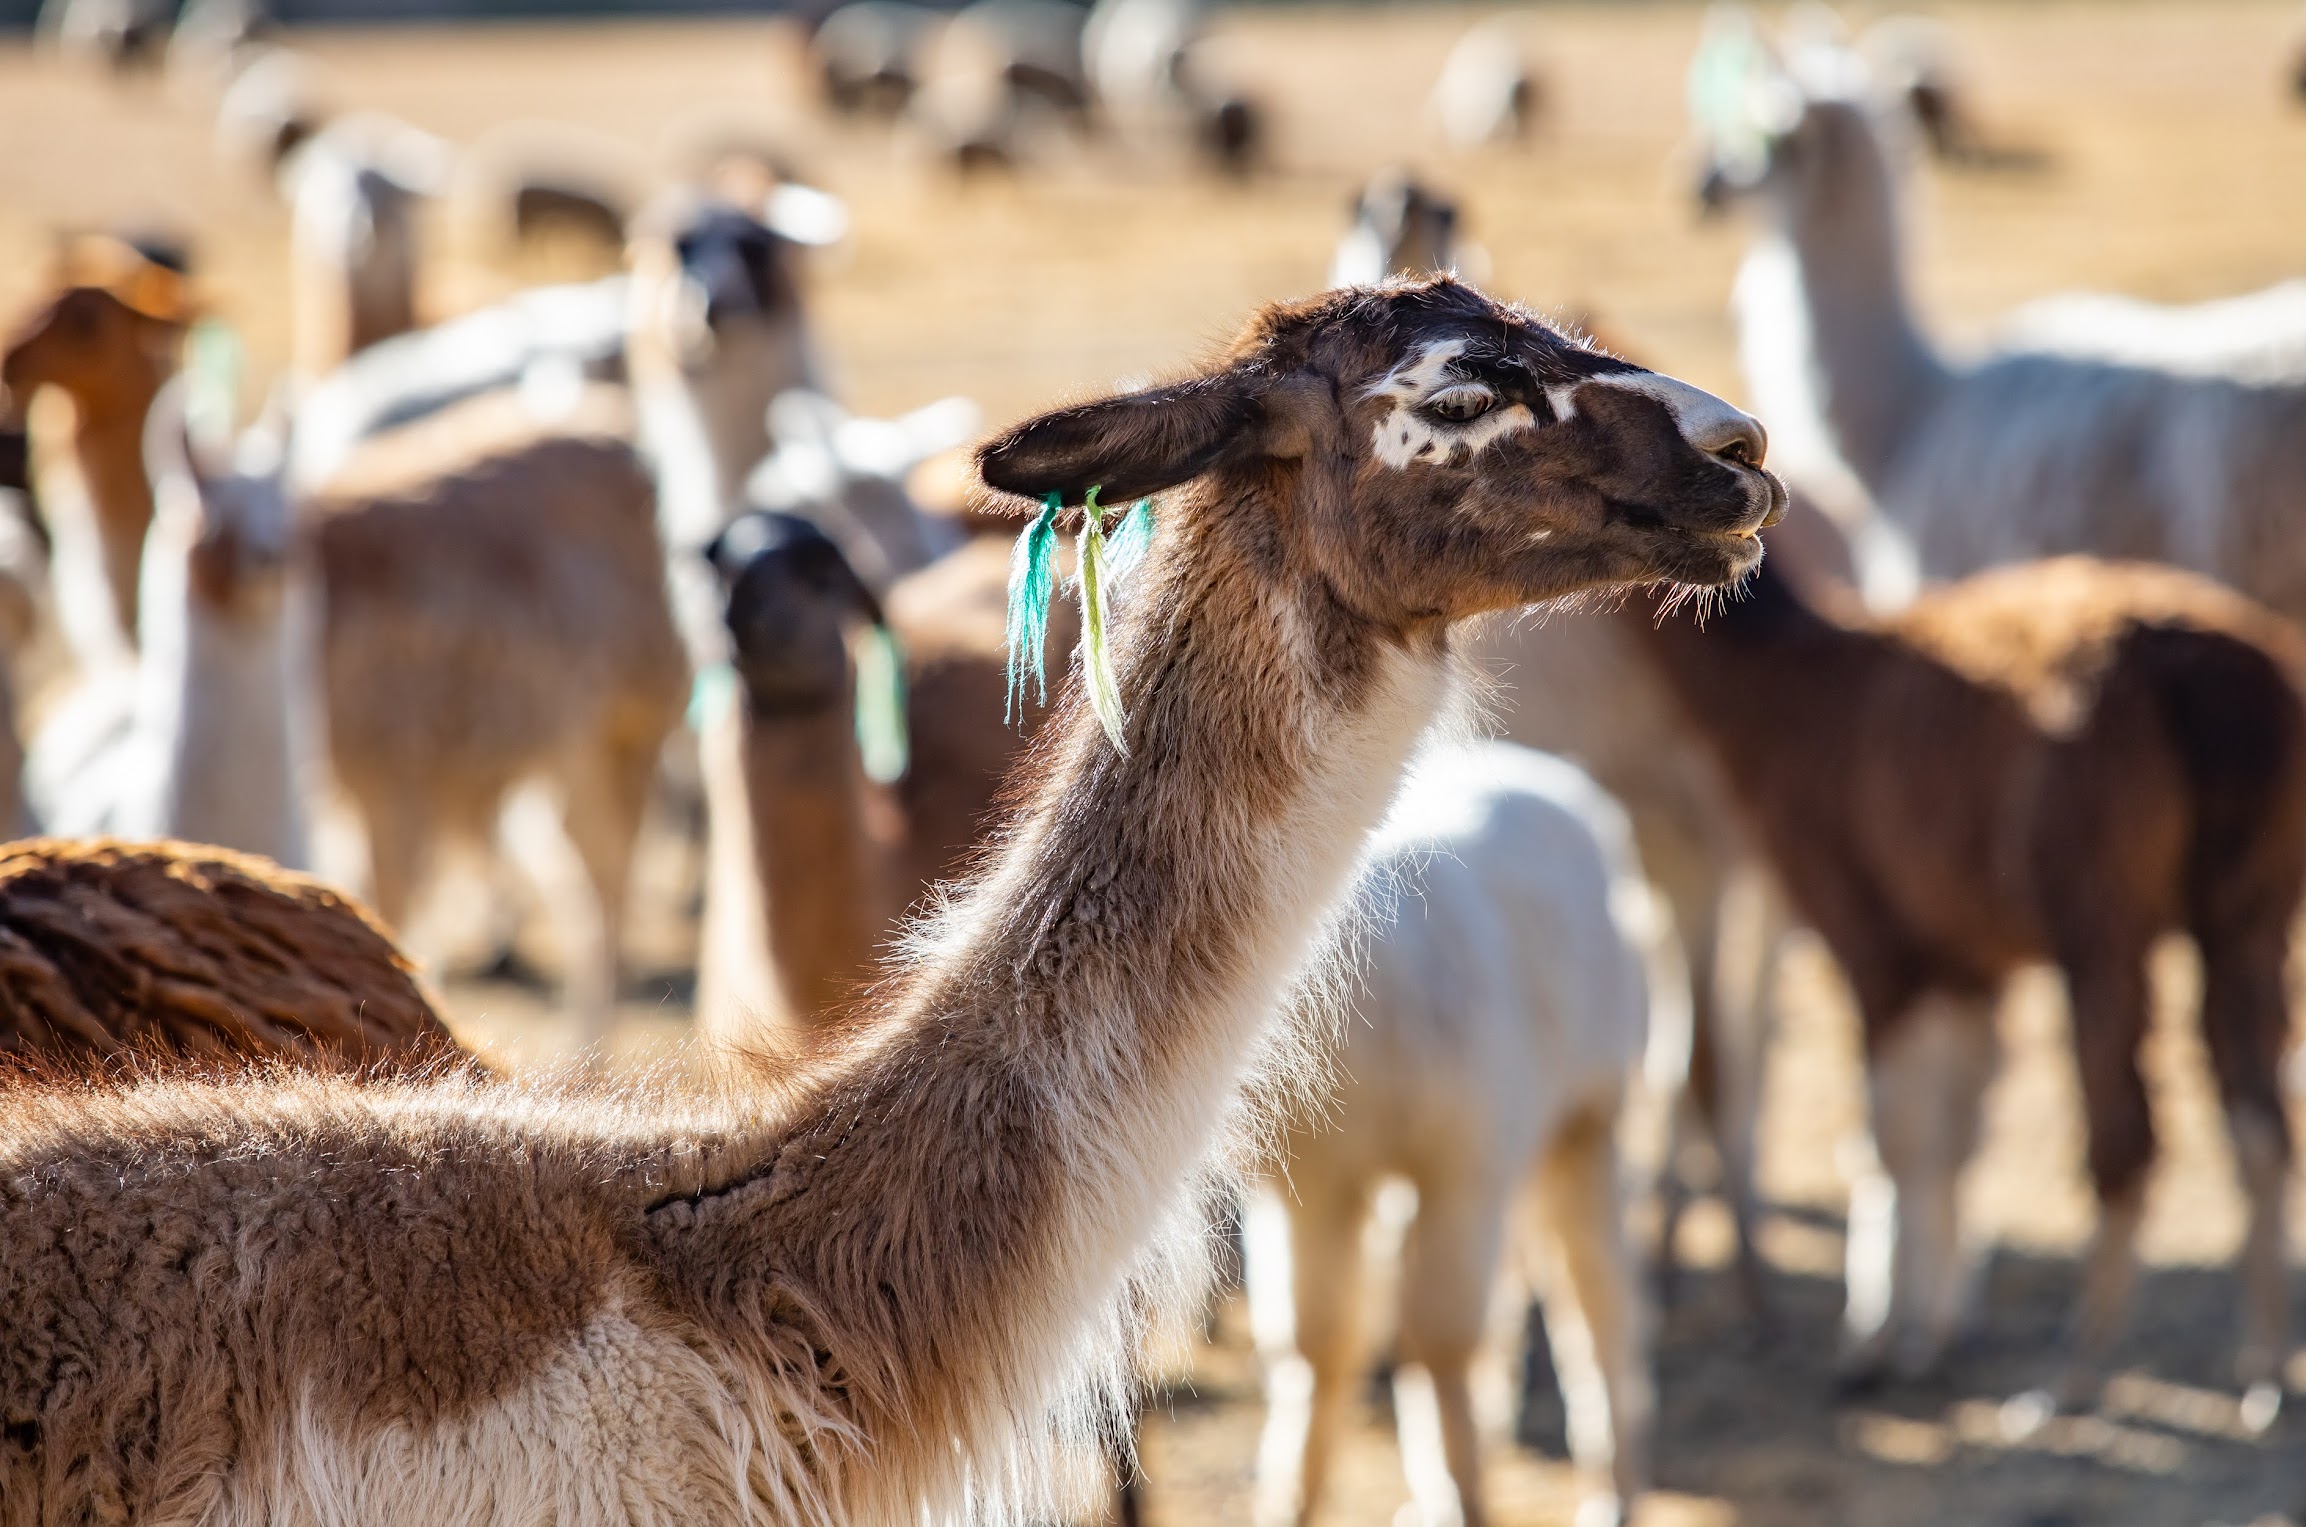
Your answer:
(977, 368), (1272, 506)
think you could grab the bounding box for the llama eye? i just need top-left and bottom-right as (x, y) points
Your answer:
(1423, 386), (1496, 423)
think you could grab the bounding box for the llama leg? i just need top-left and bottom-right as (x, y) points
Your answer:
(1246, 1180), (1367, 1527)
(2058, 942), (2157, 1410)
(356, 783), (429, 943)
(1536, 1102), (1652, 1525)
(1706, 857), (1785, 1326)
(2195, 917), (2295, 1409)
(1846, 993), (1994, 1385)
(1394, 1167), (1512, 1527)
(551, 738), (657, 1059)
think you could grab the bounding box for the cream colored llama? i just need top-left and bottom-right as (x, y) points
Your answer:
(0, 280), (1780, 1524)
(1249, 740), (1663, 1527)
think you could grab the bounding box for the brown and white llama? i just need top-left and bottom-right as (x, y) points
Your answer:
(0, 837), (465, 1070)
(0, 238), (195, 667)
(1631, 552), (2306, 1414)
(0, 279), (1779, 1523)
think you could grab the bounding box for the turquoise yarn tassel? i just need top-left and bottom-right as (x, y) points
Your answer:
(1004, 493), (1061, 723)
(1105, 496), (1156, 581)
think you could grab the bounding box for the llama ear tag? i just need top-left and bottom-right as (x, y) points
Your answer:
(1003, 488), (1156, 751)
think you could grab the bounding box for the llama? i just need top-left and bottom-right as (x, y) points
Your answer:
(34, 0), (170, 72)
(280, 113), (456, 385)
(1630, 553), (2306, 1411)
(0, 238), (195, 667)
(1695, 48), (2306, 621)
(308, 384), (688, 1060)
(1993, 281), (2306, 385)
(814, 0), (946, 117)
(1082, 0), (1263, 173)
(0, 279), (1780, 1523)
(1329, 174), (1465, 290)
(746, 388), (972, 590)
(1248, 741), (1660, 1527)
(0, 838), (464, 1070)
(907, 0), (1094, 169)
(1430, 19), (1541, 148)
(695, 513), (1067, 1044)
(626, 192), (826, 659)
(28, 376), (306, 869)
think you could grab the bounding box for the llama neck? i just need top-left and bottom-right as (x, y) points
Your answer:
(61, 397), (164, 658)
(126, 530), (307, 869)
(646, 498), (1449, 1518)
(1770, 125), (1951, 493)
(638, 323), (817, 554)
(715, 689), (896, 1044)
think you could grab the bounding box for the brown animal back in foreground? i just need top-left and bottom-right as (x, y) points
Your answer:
(0, 839), (465, 1069)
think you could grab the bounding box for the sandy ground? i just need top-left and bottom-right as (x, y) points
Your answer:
(4, 4), (2306, 1522)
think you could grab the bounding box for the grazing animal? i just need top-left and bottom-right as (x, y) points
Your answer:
(280, 113), (456, 384)
(1430, 19), (1541, 148)
(34, 0), (171, 72)
(1248, 741), (1659, 1527)
(696, 514), (1066, 1044)
(0, 279), (1779, 1523)
(308, 386), (687, 1060)
(746, 388), (971, 589)
(0, 837), (463, 1069)
(213, 44), (326, 174)
(1696, 55), (2306, 623)
(1632, 554), (2306, 1408)
(1994, 281), (2306, 385)
(29, 377), (306, 869)
(909, 0), (1093, 168)
(1083, 0), (1263, 173)
(1329, 174), (1463, 289)
(0, 238), (196, 668)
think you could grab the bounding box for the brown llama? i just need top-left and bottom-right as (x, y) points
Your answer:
(0, 279), (1780, 1523)
(697, 517), (1073, 1043)
(1631, 552), (2306, 1412)
(0, 237), (195, 666)
(0, 837), (465, 1070)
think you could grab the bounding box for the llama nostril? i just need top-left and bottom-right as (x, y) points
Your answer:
(1708, 419), (1767, 470)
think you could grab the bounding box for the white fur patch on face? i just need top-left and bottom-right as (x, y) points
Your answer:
(1567, 370), (1764, 457)
(1364, 339), (1537, 471)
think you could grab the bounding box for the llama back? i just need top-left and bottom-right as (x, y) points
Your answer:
(1353, 740), (1653, 1131)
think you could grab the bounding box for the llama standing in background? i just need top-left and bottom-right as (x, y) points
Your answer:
(281, 113), (456, 384)
(309, 386), (687, 1061)
(29, 376), (306, 869)
(1249, 742), (1662, 1527)
(0, 240), (194, 667)
(0, 838), (466, 1070)
(1697, 50), (2306, 620)
(1631, 554), (2306, 1414)
(0, 280), (1781, 1523)
(696, 514), (1066, 1045)
(1329, 173), (1464, 289)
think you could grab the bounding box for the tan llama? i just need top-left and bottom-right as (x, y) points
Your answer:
(0, 279), (1780, 1524)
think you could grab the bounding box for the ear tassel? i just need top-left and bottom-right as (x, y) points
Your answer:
(855, 623), (910, 784)
(1001, 487), (1158, 750)
(1004, 494), (1061, 723)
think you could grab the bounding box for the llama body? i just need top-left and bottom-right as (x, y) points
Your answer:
(1634, 555), (2306, 1400)
(0, 281), (1780, 1521)
(1707, 77), (2306, 619)
(1249, 741), (1658, 1527)
(0, 839), (462, 1067)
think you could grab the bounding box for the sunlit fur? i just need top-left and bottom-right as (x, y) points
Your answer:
(0, 281), (1773, 1525)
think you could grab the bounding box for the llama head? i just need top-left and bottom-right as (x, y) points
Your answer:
(627, 193), (811, 373)
(707, 509), (884, 715)
(1688, 14), (1904, 227)
(143, 374), (291, 626)
(0, 238), (195, 420)
(1330, 172), (1461, 289)
(978, 278), (1784, 625)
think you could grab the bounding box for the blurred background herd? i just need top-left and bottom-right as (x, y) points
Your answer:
(3, 1), (2305, 1523)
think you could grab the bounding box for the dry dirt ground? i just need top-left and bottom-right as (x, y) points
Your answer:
(5, 4), (2306, 1523)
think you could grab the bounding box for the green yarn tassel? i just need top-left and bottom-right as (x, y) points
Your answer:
(688, 660), (738, 731)
(1004, 493), (1061, 723)
(184, 319), (243, 455)
(854, 622), (910, 784)
(1075, 488), (1129, 755)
